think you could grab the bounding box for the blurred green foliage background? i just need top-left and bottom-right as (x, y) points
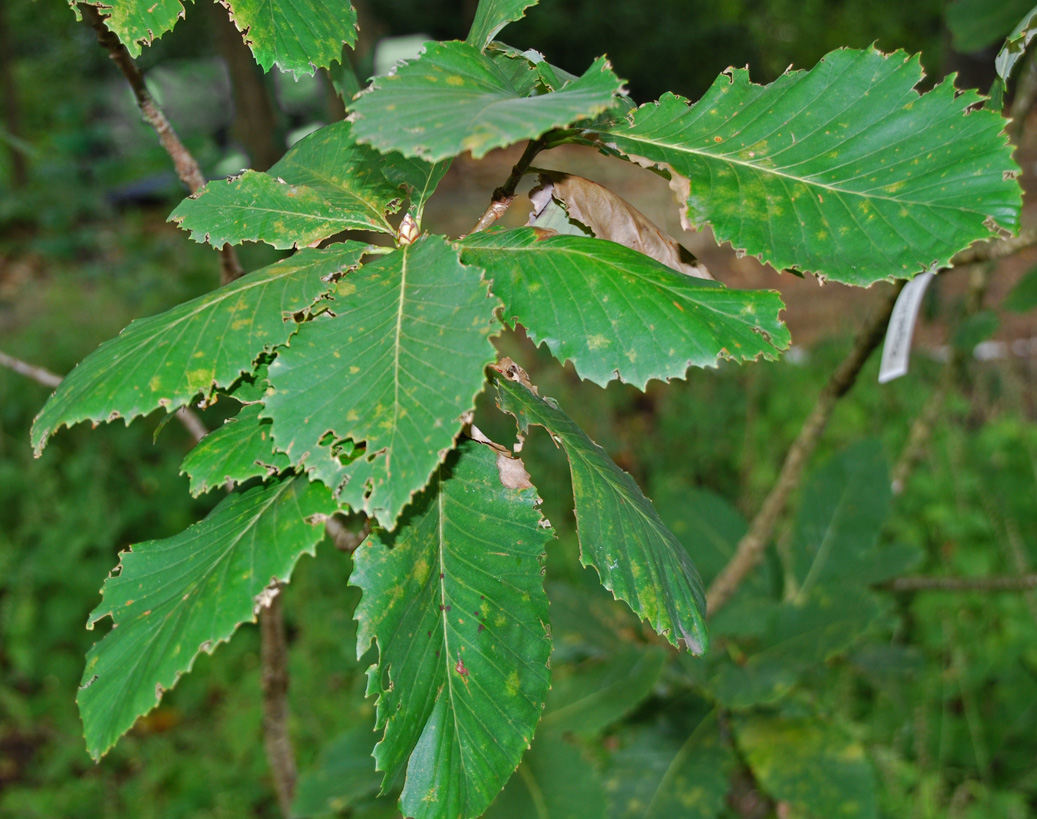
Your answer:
(1, 1), (1035, 817)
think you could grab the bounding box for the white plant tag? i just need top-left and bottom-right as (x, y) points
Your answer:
(878, 271), (934, 383)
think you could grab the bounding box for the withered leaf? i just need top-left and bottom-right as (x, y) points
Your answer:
(528, 171), (712, 280)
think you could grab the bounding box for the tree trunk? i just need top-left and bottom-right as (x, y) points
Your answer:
(0, 0), (29, 188)
(205, 2), (284, 171)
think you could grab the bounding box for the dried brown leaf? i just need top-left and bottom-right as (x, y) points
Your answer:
(530, 171), (712, 280)
(496, 452), (534, 490)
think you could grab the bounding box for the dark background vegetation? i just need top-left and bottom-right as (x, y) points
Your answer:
(1, 1), (1034, 817)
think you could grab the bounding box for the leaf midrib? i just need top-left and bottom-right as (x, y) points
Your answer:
(605, 130), (993, 214)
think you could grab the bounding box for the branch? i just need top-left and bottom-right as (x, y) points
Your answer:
(949, 226), (1037, 266)
(706, 282), (904, 616)
(260, 587), (297, 818)
(1, 348), (207, 444)
(880, 575), (1037, 592)
(0, 349), (61, 388)
(468, 138), (545, 235)
(1009, 48), (1037, 142)
(891, 266), (989, 494)
(77, 3), (243, 285)
(324, 513), (370, 553)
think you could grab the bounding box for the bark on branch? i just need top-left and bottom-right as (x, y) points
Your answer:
(706, 283), (904, 616)
(260, 588), (297, 817)
(77, 3), (243, 284)
(881, 575), (1037, 592)
(469, 138), (545, 235)
(0, 349), (207, 444)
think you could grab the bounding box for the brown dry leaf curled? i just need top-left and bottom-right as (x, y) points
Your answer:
(528, 170), (713, 280)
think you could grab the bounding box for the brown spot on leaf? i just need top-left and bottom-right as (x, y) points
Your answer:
(496, 452), (534, 490)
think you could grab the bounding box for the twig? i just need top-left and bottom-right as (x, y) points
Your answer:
(890, 373), (951, 495)
(891, 266), (990, 494)
(0, 0), (28, 188)
(949, 226), (1037, 266)
(468, 138), (545, 234)
(1, 348), (208, 444)
(324, 514), (370, 553)
(1009, 48), (1037, 142)
(0, 350), (62, 388)
(77, 3), (243, 285)
(173, 406), (208, 445)
(706, 282), (904, 616)
(880, 575), (1037, 592)
(260, 587), (297, 818)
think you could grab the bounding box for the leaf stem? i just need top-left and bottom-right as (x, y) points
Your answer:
(77, 3), (243, 284)
(468, 138), (546, 234)
(706, 282), (903, 616)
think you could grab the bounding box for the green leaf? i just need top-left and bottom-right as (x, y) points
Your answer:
(352, 441), (552, 819)
(78, 476), (333, 759)
(547, 582), (644, 664)
(540, 646), (666, 736)
(171, 122), (401, 246)
(350, 41), (624, 161)
(528, 171), (713, 279)
(789, 441), (891, 595)
(31, 245), (366, 455)
(649, 487), (747, 587)
(948, 0), (1035, 53)
(462, 228), (789, 389)
(224, 361), (273, 404)
(381, 154), (452, 227)
(1004, 266), (1037, 312)
(263, 236), (500, 528)
(169, 171), (361, 249)
(223, 0), (358, 75)
(484, 735), (606, 819)
(649, 485), (776, 639)
(710, 585), (882, 709)
(734, 713), (878, 819)
(267, 121), (403, 227)
(466, 0), (540, 50)
(594, 48), (1020, 285)
(952, 309), (1001, 351)
(73, 0), (185, 58)
(485, 45), (551, 95)
(180, 404), (290, 496)
(996, 4), (1037, 84)
(605, 711), (735, 819)
(292, 724), (382, 817)
(493, 372), (708, 653)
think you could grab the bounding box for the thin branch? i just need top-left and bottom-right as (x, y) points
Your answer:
(1008, 48), (1037, 142)
(260, 587), (297, 818)
(880, 575), (1037, 592)
(0, 350), (62, 388)
(890, 373), (950, 495)
(173, 406), (208, 445)
(468, 138), (545, 235)
(891, 266), (989, 494)
(949, 226), (1037, 266)
(77, 3), (243, 284)
(706, 283), (904, 616)
(1, 349), (208, 444)
(77, 9), (291, 811)
(324, 514), (370, 553)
